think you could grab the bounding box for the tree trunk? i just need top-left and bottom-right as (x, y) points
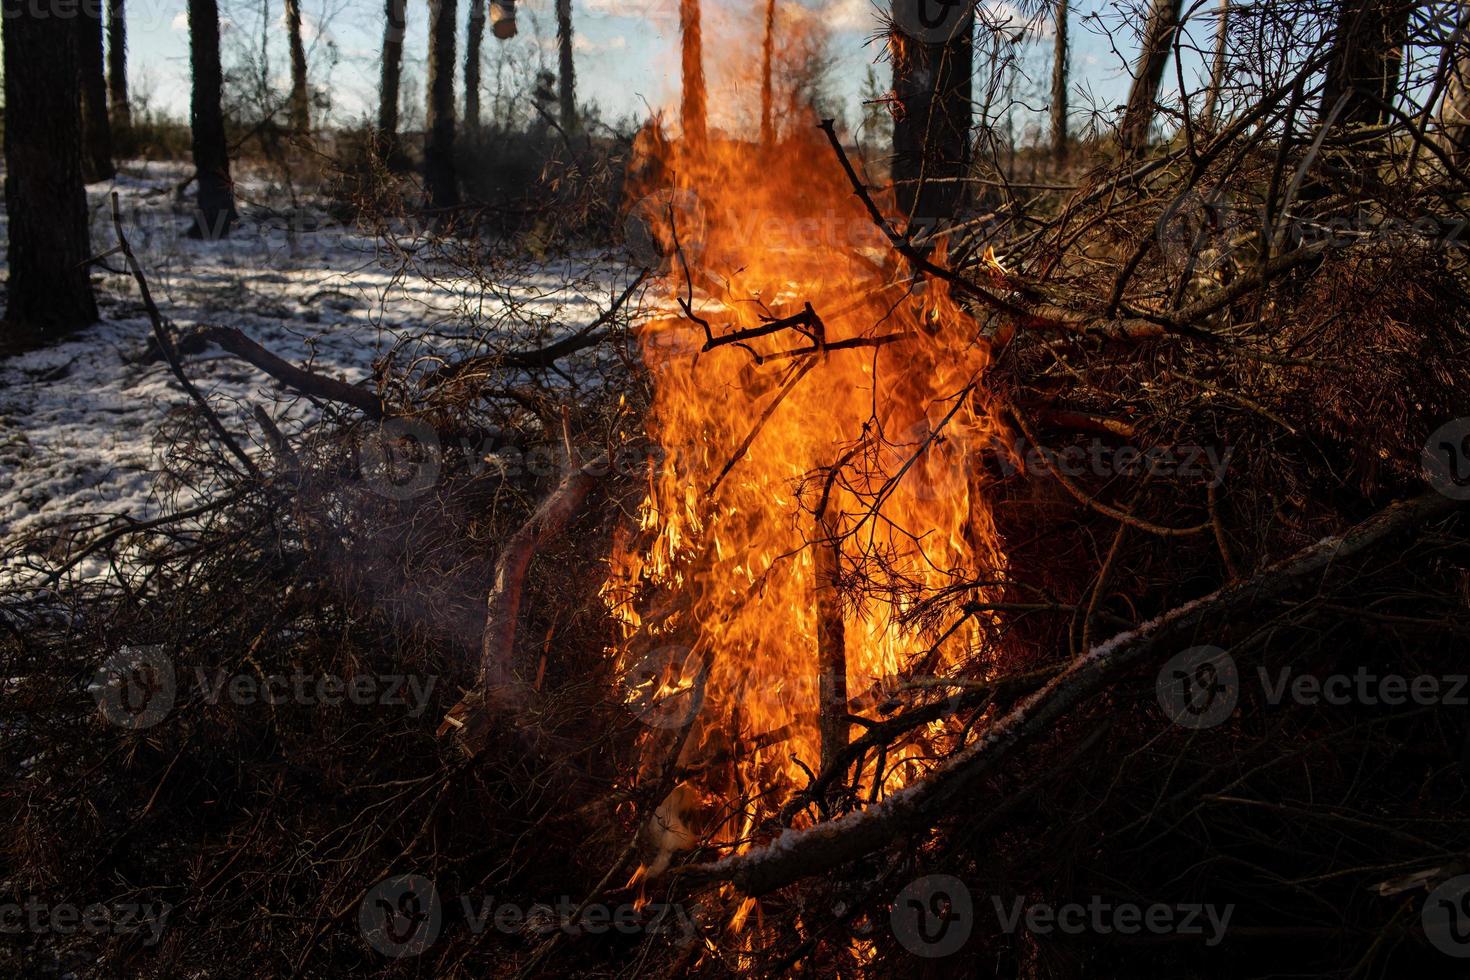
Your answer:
(2, 0), (99, 336)
(1050, 0), (1069, 163)
(1200, 0), (1230, 129)
(107, 0), (131, 129)
(465, 0), (485, 134)
(284, 0), (310, 133)
(378, 0), (406, 153)
(425, 0), (460, 209)
(890, 5), (974, 236)
(187, 0), (237, 239)
(78, 0), (116, 182)
(1118, 0), (1184, 156)
(1321, 0), (1415, 128)
(680, 0), (706, 146)
(556, 0), (576, 131)
(1439, 3), (1470, 168)
(760, 0), (775, 148)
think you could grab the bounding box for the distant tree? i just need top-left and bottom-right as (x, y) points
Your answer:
(1439, 2), (1470, 167)
(857, 65), (891, 159)
(1051, 0), (1070, 162)
(425, 0), (460, 209)
(556, 0), (576, 131)
(187, 0), (238, 239)
(760, 0), (775, 148)
(107, 0), (131, 129)
(285, 0), (310, 133)
(1200, 0), (1230, 129)
(2, 0), (99, 336)
(465, 0), (486, 133)
(378, 0), (407, 154)
(1118, 0), (1184, 155)
(1321, 0), (1414, 128)
(78, 0), (116, 181)
(891, 0), (973, 231)
(680, 0), (706, 145)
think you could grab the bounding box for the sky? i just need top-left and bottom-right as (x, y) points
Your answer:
(110, 0), (1217, 139)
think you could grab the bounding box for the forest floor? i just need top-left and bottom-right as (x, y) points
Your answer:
(0, 160), (632, 582)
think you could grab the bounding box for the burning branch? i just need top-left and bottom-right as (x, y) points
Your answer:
(673, 491), (1462, 895)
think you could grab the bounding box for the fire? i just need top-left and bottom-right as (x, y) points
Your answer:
(604, 25), (1008, 879)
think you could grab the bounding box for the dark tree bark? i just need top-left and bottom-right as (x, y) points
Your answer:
(78, 0), (116, 182)
(3, 0), (99, 336)
(1200, 0), (1230, 129)
(284, 0), (310, 133)
(107, 0), (131, 129)
(378, 0), (407, 153)
(1321, 0), (1415, 128)
(556, 0), (576, 131)
(680, 0), (706, 145)
(760, 0), (775, 148)
(1051, 0), (1069, 163)
(1118, 0), (1184, 156)
(465, 0), (486, 133)
(187, 0), (237, 239)
(890, 5), (974, 235)
(425, 0), (460, 209)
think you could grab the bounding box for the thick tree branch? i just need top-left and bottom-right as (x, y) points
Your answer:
(674, 491), (1461, 895)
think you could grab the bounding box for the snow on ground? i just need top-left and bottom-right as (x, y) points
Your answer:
(0, 160), (635, 579)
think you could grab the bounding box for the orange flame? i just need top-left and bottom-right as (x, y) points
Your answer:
(605, 21), (1007, 877)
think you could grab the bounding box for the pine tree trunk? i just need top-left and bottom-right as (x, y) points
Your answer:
(1051, 0), (1069, 163)
(425, 0), (460, 210)
(378, 0), (406, 151)
(284, 0), (310, 133)
(680, 0), (706, 146)
(107, 0), (131, 129)
(556, 0), (576, 131)
(187, 0), (237, 240)
(78, 0), (116, 182)
(1200, 0), (1230, 129)
(890, 6), (974, 235)
(1321, 0), (1414, 128)
(760, 0), (775, 148)
(1118, 0), (1183, 156)
(1439, 3), (1470, 168)
(2, 0), (99, 337)
(465, 0), (485, 134)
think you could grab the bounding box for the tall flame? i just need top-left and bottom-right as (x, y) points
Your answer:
(605, 16), (1007, 874)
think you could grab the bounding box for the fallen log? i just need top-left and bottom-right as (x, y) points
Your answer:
(674, 490), (1462, 895)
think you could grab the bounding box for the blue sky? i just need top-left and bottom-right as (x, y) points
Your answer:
(112, 0), (1217, 138)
